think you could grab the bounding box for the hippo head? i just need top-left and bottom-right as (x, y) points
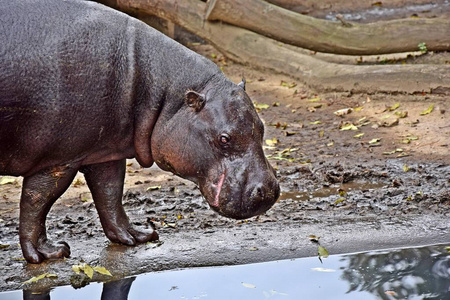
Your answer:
(151, 79), (279, 219)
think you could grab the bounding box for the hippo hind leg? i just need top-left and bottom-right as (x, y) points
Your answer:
(81, 159), (158, 245)
(19, 164), (78, 263)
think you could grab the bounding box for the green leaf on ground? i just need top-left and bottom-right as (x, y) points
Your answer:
(0, 176), (16, 185)
(420, 104), (434, 115)
(23, 273), (58, 285)
(318, 245), (329, 258)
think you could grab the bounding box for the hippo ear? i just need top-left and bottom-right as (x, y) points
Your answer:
(185, 90), (206, 112)
(238, 77), (246, 91)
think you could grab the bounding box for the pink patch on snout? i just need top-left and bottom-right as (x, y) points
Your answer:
(211, 173), (225, 208)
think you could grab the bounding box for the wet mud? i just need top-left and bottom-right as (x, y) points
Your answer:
(1, 48), (449, 293)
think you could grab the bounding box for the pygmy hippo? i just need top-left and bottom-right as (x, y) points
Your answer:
(0, 0), (280, 263)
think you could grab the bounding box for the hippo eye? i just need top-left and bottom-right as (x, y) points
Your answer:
(219, 133), (231, 145)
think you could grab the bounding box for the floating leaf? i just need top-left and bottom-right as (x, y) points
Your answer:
(23, 273), (58, 285)
(310, 120), (322, 125)
(0, 244), (10, 249)
(93, 266), (112, 276)
(242, 282), (256, 289)
(0, 176), (16, 185)
(385, 291), (398, 297)
(353, 133), (364, 138)
(318, 245), (329, 258)
(311, 267), (336, 273)
(420, 104), (434, 115)
(248, 247), (259, 251)
(340, 123), (358, 131)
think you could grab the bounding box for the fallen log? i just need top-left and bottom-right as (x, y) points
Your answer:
(98, 0), (450, 94)
(205, 0), (450, 55)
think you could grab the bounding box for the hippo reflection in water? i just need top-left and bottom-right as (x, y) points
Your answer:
(0, 0), (280, 263)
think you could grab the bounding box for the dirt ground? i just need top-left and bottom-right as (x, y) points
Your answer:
(1, 14), (450, 295)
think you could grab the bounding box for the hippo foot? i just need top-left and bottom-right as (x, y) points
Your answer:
(105, 226), (159, 246)
(22, 239), (71, 264)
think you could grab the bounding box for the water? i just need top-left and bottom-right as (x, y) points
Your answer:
(2, 244), (450, 299)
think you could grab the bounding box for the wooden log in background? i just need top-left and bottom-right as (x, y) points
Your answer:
(206, 0), (450, 55)
(98, 0), (450, 94)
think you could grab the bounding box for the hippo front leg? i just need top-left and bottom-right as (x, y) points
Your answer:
(19, 165), (78, 263)
(81, 160), (158, 245)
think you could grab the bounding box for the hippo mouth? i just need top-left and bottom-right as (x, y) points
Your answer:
(199, 165), (280, 220)
(210, 172), (226, 208)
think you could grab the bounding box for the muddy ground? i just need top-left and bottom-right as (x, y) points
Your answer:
(1, 38), (450, 296)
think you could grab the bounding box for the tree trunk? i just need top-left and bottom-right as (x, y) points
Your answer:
(205, 0), (450, 55)
(100, 0), (450, 94)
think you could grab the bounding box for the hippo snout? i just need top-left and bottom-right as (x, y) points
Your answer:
(200, 165), (280, 220)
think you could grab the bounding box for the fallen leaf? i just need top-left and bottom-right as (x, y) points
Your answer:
(93, 266), (112, 276)
(308, 235), (320, 243)
(242, 282), (256, 289)
(72, 263), (94, 279)
(307, 97), (321, 102)
(385, 103), (400, 112)
(281, 81), (297, 88)
(395, 111), (408, 118)
(147, 185), (161, 191)
(23, 273), (58, 285)
(0, 176), (16, 185)
(420, 104), (434, 115)
(0, 244), (10, 249)
(318, 245), (329, 258)
(253, 102), (270, 110)
(285, 131), (296, 136)
(353, 106), (364, 112)
(334, 198), (345, 205)
(272, 102), (280, 107)
(369, 138), (381, 144)
(334, 108), (353, 116)
(327, 141), (334, 147)
(340, 123), (358, 131)
(310, 120), (322, 125)
(403, 165), (410, 172)
(319, 130), (324, 138)
(353, 133), (364, 138)
(265, 138), (278, 146)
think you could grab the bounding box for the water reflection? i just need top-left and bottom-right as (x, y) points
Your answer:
(7, 244), (450, 299)
(340, 246), (450, 299)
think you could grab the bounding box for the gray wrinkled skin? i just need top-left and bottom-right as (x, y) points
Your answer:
(0, 0), (279, 263)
